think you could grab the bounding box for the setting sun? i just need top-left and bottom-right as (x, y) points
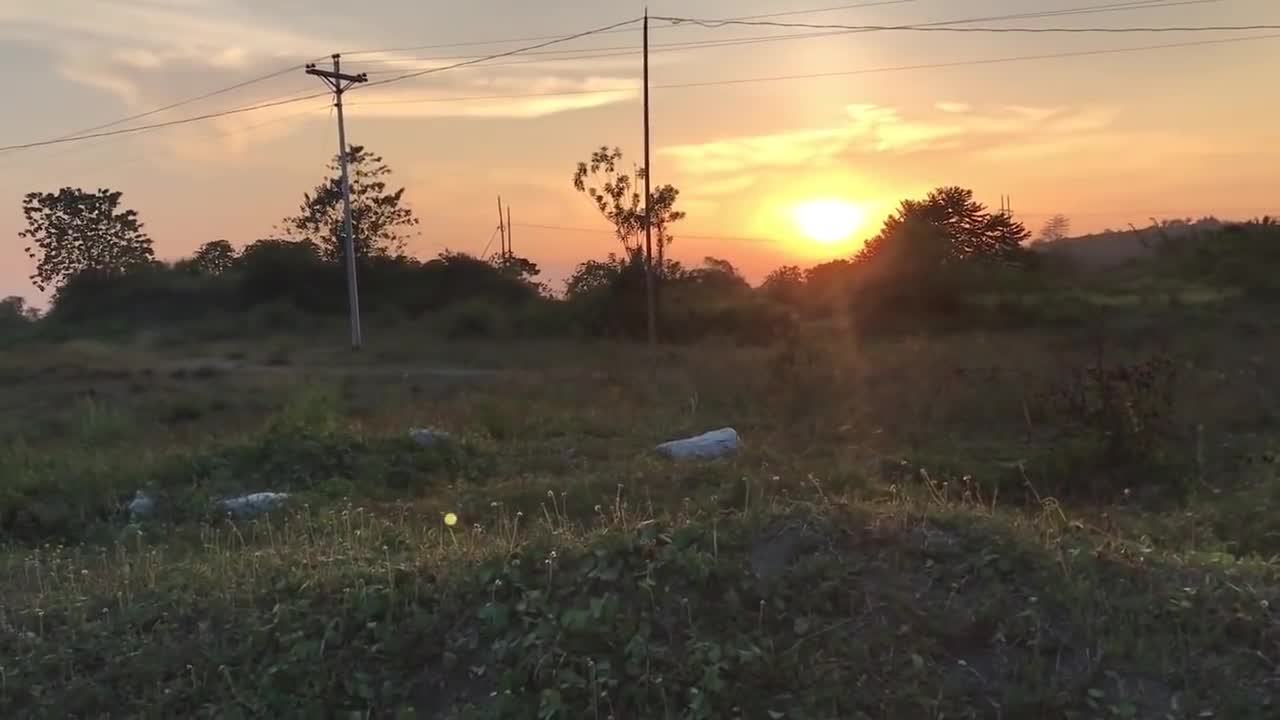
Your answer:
(793, 199), (867, 245)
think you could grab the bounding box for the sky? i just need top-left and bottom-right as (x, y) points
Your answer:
(1, 0), (1278, 302)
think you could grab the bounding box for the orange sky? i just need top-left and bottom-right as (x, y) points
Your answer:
(1, 0), (1278, 302)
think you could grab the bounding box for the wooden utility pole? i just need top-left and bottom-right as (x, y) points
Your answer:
(306, 55), (367, 350)
(496, 196), (507, 259)
(642, 9), (657, 353)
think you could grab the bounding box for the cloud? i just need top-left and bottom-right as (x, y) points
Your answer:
(2, 0), (641, 160)
(686, 175), (760, 197)
(346, 76), (639, 120)
(936, 101), (971, 114)
(663, 103), (1119, 175)
(58, 65), (141, 105)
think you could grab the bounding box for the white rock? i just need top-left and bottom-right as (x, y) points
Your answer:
(127, 491), (155, 520)
(409, 428), (452, 448)
(219, 492), (290, 518)
(655, 428), (742, 459)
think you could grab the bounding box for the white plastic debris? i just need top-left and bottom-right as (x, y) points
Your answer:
(218, 492), (290, 518)
(409, 428), (452, 448)
(127, 491), (155, 520)
(655, 428), (742, 459)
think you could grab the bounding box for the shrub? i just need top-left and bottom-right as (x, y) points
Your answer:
(49, 264), (235, 328)
(1035, 352), (1186, 501)
(441, 300), (506, 339)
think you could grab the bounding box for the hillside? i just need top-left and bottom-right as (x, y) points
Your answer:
(1033, 218), (1231, 269)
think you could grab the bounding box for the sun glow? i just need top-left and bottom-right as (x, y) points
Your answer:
(792, 199), (867, 245)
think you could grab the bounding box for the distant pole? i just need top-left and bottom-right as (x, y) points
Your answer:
(306, 55), (368, 350)
(642, 9), (657, 353)
(506, 205), (514, 260)
(497, 195), (506, 260)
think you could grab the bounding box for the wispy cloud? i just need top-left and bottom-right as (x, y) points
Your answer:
(346, 76), (639, 120)
(662, 103), (1120, 175)
(3, 0), (640, 153)
(936, 101), (971, 114)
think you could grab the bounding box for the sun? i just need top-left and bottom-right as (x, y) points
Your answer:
(792, 199), (867, 245)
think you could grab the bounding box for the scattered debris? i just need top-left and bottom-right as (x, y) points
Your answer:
(656, 428), (742, 459)
(219, 492), (290, 518)
(127, 491), (155, 521)
(409, 428), (453, 448)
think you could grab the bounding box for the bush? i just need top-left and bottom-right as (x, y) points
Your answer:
(1034, 352), (1187, 501)
(440, 299), (506, 339)
(49, 264), (235, 328)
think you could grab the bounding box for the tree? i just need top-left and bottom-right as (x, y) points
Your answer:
(572, 146), (684, 264)
(191, 239), (238, 274)
(573, 147), (642, 255)
(686, 257), (749, 293)
(860, 186), (1031, 265)
(284, 145), (418, 263)
(492, 254), (548, 296)
(761, 265), (806, 305)
(19, 187), (154, 291)
(1036, 214), (1072, 244)
(645, 184), (686, 276)
(0, 296), (39, 326)
(564, 254), (630, 300)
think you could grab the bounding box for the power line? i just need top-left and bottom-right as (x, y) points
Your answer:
(0, 91), (333, 153)
(356, 18), (643, 90)
(30, 64), (314, 148)
(654, 15), (1279, 33)
(0, 103), (331, 193)
(338, 0), (917, 55)
(349, 0), (1229, 69)
(649, 32), (1280, 89)
(354, 30), (866, 76)
(344, 33), (1280, 108)
(0, 19), (641, 153)
(0, 4), (1261, 155)
(514, 222), (777, 245)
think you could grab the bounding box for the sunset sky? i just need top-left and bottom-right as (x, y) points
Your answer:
(1, 0), (1277, 302)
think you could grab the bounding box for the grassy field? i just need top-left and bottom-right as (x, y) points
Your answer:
(3, 315), (1280, 718)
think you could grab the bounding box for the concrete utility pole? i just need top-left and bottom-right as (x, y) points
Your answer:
(642, 9), (657, 353)
(306, 55), (367, 350)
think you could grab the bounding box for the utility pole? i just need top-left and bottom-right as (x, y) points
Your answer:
(306, 55), (367, 350)
(506, 205), (514, 260)
(497, 196), (507, 260)
(642, 9), (657, 354)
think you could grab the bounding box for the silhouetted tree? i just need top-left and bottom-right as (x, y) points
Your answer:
(572, 146), (684, 263)
(564, 254), (629, 300)
(492, 254), (547, 295)
(645, 184), (686, 276)
(1036, 214), (1072, 244)
(19, 187), (154, 291)
(192, 239), (238, 274)
(284, 145), (418, 263)
(860, 186), (1031, 266)
(0, 296), (38, 326)
(760, 265), (805, 305)
(686, 257), (749, 293)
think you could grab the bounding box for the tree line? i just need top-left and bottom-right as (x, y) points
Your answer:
(8, 142), (1277, 342)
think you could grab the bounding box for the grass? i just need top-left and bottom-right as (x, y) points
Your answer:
(3, 317), (1280, 717)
